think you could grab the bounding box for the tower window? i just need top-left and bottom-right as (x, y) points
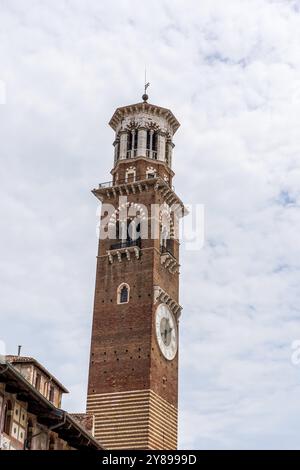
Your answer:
(134, 131), (138, 150)
(127, 130), (138, 158)
(152, 132), (158, 152)
(127, 132), (133, 151)
(120, 286), (128, 303)
(146, 130), (158, 159)
(2, 400), (12, 435)
(125, 167), (136, 183)
(117, 283), (130, 304)
(25, 418), (33, 450)
(146, 167), (156, 179)
(146, 131), (151, 150)
(35, 373), (41, 392)
(49, 386), (55, 403)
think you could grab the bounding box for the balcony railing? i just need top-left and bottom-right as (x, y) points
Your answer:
(146, 150), (158, 160)
(98, 180), (115, 188)
(110, 239), (141, 250)
(126, 149), (138, 159)
(97, 176), (175, 192)
(99, 176), (143, 188)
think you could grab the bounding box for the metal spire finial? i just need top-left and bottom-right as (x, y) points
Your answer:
(142, 68), (150, 102)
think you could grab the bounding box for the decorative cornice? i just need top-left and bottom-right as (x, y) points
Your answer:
(107, 246), (140, 263)
(154, 286), (182, 318)
(160, 251), (180, 275)
(109, 102), (180, 135)
(93, 177), (187, 217)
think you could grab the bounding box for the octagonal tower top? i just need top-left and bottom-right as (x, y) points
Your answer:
(109, 100), (180, 170)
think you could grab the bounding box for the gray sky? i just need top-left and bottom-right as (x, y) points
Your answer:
(1, 0), (300, 450)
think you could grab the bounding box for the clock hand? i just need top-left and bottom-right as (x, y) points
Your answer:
(165, 327), (173, 335)
(161, 327), (168, 344)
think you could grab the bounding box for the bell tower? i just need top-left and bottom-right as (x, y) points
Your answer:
(86, 94), (185, 450)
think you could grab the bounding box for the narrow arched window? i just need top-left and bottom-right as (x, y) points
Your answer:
(49, 385), (55, 404)
(35, 373), (41, 392)
(25, 418), (34, 450)
(134, 131), (138, 152)
(146, 130), (158, 159)
(3, 400), (12, 435)
(126, 169), (136, 183)
(146, 131), (151, 150)
(127, 132), (133, 152)
(120, 286), (128, 303)
(127, 130), (138, 158)
(152, 132), (158, 153)
(117, 283), (130, 304)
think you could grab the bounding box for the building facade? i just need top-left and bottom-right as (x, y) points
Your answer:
(87, 96), (186, 450)
(0, 356), (102, 450)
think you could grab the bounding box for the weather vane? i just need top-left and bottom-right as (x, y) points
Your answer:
(143, 68), (150, 102)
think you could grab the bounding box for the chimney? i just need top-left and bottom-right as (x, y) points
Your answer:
(18, 345), (22, 357)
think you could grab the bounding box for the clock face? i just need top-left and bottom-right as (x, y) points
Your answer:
(155, 304), (178, 361)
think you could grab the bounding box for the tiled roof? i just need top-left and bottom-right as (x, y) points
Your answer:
(70, 413), (94, 434)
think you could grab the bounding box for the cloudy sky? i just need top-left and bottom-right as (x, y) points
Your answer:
(1, 0), (300, 450)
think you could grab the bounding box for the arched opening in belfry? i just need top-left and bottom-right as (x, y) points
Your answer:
(146, 130), (158, 159)
(127, 130), (138, 158)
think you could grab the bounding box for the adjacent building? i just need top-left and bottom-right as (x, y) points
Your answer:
(0, 356), (102, 450)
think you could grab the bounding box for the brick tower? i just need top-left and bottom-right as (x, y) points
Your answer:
(86, 93), (185, 450)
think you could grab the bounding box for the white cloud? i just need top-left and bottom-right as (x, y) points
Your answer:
(1, 0), (300, 449)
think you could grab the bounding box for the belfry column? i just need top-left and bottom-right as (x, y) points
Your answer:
(158, 133), (166, 162)
(119, 131), (128, 160)
(137, 128), (147, 158)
